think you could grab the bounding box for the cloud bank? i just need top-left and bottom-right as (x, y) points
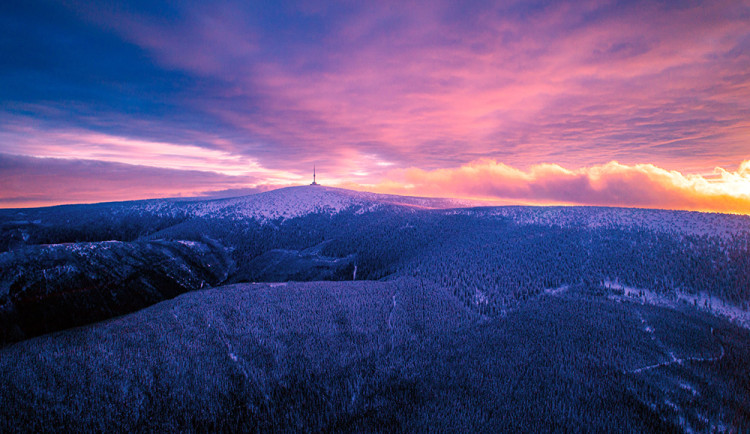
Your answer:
(0, 154), (250, 208)
(357, 160), (750, 214)
(2, 152), (748, 215)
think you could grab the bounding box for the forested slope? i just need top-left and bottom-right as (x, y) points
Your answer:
(1, 279), (746, 432)
(1, 187), (748, 346)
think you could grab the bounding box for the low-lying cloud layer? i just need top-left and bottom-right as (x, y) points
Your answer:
(0, 154), (249, 207)
(358, 160), (750, 214)
(2, 153), (748, 214)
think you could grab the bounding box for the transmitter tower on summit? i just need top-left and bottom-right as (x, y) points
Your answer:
(311, 165), (319, 186)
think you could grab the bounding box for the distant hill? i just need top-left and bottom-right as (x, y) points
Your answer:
(1, 185), (749, 346)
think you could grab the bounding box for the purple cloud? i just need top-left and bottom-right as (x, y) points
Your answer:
(0, 154), (252, 207)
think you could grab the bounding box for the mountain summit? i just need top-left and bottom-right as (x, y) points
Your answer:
(182, 185), (476, 222)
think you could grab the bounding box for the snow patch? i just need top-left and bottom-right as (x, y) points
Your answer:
(679, 382), (698, 396)
(609, 286), (750, 330)
(545, 284), (570, 295)
(176, 240), (199, 247)
(664, 399), (679, 412)
(473, 288), (488, 306)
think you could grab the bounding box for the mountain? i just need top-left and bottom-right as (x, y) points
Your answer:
(1, 186), (749, 345)
(1, 278), (748, 432)
(0, 186), (473, 344)
(182, 185), (478, 221)
(0, 239), (232, 343)
(1, 185), (750, 431)
(460, 205), (750, 238)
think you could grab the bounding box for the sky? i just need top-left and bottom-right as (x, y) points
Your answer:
(1, 0), (749, 213)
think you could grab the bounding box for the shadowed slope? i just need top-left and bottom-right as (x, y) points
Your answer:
(0, 279), (747, 432)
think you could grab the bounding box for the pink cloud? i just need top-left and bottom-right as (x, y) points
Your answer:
(224, 1), (749, 172)
(5, 1), (749, 210)
(67, 1), (750, 175)
(0, 125), (305, 183)
(0, 154), (252, 208)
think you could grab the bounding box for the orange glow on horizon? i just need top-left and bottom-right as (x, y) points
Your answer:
(337, 160), (750, 215)
(2, 153), (750, 215)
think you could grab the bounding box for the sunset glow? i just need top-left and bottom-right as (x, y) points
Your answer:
(353, 159), (750, 214)
(1, 1), (749, 211)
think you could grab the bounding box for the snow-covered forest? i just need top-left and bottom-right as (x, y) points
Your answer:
(1, 186), (748, 431)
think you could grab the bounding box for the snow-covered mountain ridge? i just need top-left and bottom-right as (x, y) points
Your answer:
(129, 185), (750, 235)
(6, 185), (749, 237)
(137, 185), (476, 222)
(454, 205), (750, 238)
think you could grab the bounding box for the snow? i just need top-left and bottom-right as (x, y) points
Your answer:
(473, 288), (489, 306)
(388, 293), (397, 330)
(608, 285), (750, 330)
(545, 284), (570, 295)
(679, 382), (698, 396)
(674, 292), (750, 330)
(628, 340), (725, 373)
(388, 291), (398, 350)
(455, 206), (750, 238)
(95, 185), (750, 235)
(176, 240), (200, 248)
(126, 185), (477, 223)
(39, 240), (122, 254)
(95, 185), (482, 224)
(627, 311), (725, 375)
(184, 186), (372, 221)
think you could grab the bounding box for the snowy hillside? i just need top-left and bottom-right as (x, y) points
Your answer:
(129, 185), (474, 222)
(175, 185), (750, 234)
(454, 206), (750, 238)
(185, 186), (480, 221)
(3, 185), (749, 235)
(2, 186), (749, 433)
(186, 186), (385, 221)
